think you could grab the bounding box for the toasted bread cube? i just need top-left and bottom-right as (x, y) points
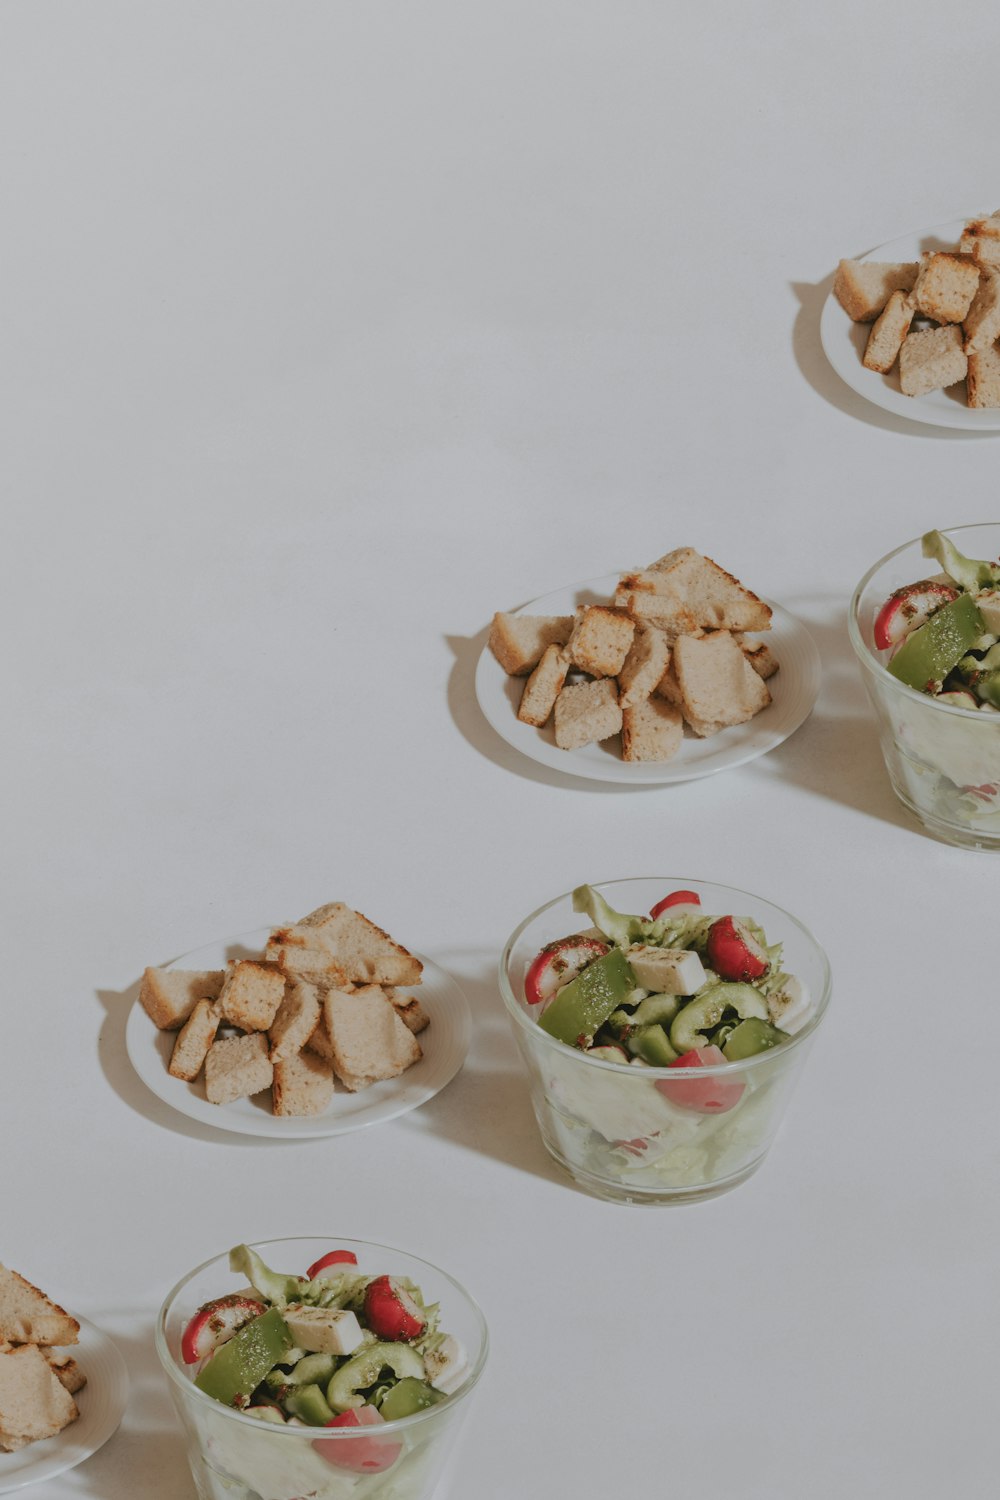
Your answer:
(963, 267), (1000, 354)
(265, 928), (350, 987)
(672, 631), (771, 737)
(269, 979), (323, 1063)
(386, 988), (431, 1035)
(218, 961), (285, 1032)
(736, 635), (780, 680)
(912, 253), (980, 324)
(567, 606), (635, 677)
(272, 1049), (335, 1116)
(553, 678), (622, 750)
(655, 656), (683, 705)
(967, 343), (1000, 409)
(139, 967), (224, 1030)
(168, 999), (222, 1081)
(305, 1010), (334, 1060)
(621, 696), (684, 762)
(517, 644), (571, 727)
(325, 986), (422, 1092)
(294, 904), (423, 985)
(863, 290), (914, 372)
(204, 1032), (273, 1105)
(0, 1345), (78, 1451)
(959, 232), (1000, 267)
(43, 1352), (86, 1395)
(833, 259), (919, 321)
(488, 613), (575, 675)
(618, 623), (672, 709)
(899, 325), (968, 398)
(0, 1266), (79, 1347)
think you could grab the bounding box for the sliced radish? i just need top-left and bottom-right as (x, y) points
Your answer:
(873, 581), (959, 650)
(586, 1043), (629, 1063)
(705, 916), (769, 983)
(363, 1275), (425, 1342)
(655, 1046), (744, 1114)
(313, 1407), (402, 1473)
(649, 890), (702, 919)
(180, 1294), (266, 1364)
(306, 1249), (359, 1280)
(524, 935), (609, 1008)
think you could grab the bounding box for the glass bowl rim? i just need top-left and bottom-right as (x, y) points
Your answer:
(155, 1235), (489, 1437)
(498, 875), (832, 1075)
(848, 521), (1000, 720)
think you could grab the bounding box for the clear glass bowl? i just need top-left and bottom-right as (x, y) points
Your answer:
(156, 1237), (488, 1500)
(849, 523), (1000, 850)
(499, 877), (831, 1205)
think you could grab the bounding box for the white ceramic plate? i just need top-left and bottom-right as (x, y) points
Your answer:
(475, 574), (820, 784)
(0, 1317), (129, 1494)
(820, 215), (1000, 430)
(125, 932), (471, 1138)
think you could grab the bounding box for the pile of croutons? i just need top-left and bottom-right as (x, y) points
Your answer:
(835, 211), (1000, 406)
(0, 1266), (84, 1453)
(489, 547), (778, 763)
(139, 903), (429, 1117)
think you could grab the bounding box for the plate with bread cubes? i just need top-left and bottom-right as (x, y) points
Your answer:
(477, 547), (820, 784)
(822, 212), (1000, 428)
(0, 1264), (128, 1491)
(125, 902), (471, 1138)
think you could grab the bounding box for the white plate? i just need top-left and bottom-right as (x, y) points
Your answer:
(0, 1317), (129, 1494)
(126, 932), (471, 1138)
(475, 574), (820, 784)
(820, 215), (1000, 430)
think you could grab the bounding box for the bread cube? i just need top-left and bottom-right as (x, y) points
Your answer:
(517, 644), (571, 727)
(269, 979), (322, 1063)
(272, 1049), (335, 1116)
(488, 613), (574, 675)
(967, 343), (1000, 408)
(553, 678), (622, 750)
(168, 999), (221, 1081)
(567, 606), (635, 676)
(325, 986), (422, 1092)
(139, 967), (224, 1030)
(912, 253), (980, 324)
(204, 1032), (273, 1105)
(963, 267), (1000, 354)
(863, 290), (914, 373)
(618, 623), (672, 709)
(833, 259), (919, 321)
(672, 631), (771, 737)
(621, 696), (684, 762)
(898, 325), (968, 398)
(218, 960), (285, 1031)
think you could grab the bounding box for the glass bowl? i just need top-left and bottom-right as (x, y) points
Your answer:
(849, 523), (1000, 850)
(499, 877), (831, 1205)
(156, 1237), (488, 1500)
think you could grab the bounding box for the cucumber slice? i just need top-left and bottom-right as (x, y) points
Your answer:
(327, 1342), (425, 1414)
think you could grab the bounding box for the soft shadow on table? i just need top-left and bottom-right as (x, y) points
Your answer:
(63, 1315), (190, 1499)
(791, 272), (997, 440)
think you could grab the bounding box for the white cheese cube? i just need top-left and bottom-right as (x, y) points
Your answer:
(283, 1306), (364, 1356)
(627, 946), (706, 995)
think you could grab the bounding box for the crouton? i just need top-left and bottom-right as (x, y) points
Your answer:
(488, 613), (575, 675)
(967, 343), (1000, 409)
(517, 644), (571, 726)
(621, 696), (684, 762)
(899, 324), (968, 398)
(911, 252), (980, 325)
(168, 999), (221, 1081)
(272, 1049), (335, 1117)
(672, 632), (771, 737)
(960, 213), (1000, 266)
(305, 1011), (333, 1061)
(218, 961), (285, 1032)
(43, 1351), (86, 1395)
(617, 623), (672, 709)
(620, 549), (772, 633)
(269, 979), (322, 1063)
(553, 678), (622, 751)
(264, 928), (351, 987)
(567, 606), (635, 676)
(325, 987), (422, 1092)
(386, 989), (431, 1035)
(139, 967), (224, 1030)
(736, 635), (780, 680)
(293, 904), (423, 986)
(0, 1266), (79, 1348)
(963, 267), (1000, 353)
(863, 289), (914, 372)
(204, 1032), (273, 1106)
(655, 656), (683, 705)
(833, 259), (919, 321)
(0, 1345), (78, 1451)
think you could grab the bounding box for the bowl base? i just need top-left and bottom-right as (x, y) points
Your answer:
(548, 1145), (766, 1205)
(891, 783), (1000, 851)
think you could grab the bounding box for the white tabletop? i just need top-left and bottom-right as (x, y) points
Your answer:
(3, 4), (998, 1497)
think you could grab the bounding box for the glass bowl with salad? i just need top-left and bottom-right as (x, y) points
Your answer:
(499, 878), (831, 1205)
(156, 1237), (488, 1500)
(849, 524), (1000, 850)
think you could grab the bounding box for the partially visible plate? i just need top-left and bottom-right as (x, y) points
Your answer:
(475, 574), (820, 784)
(126, 932), (471, 1138)
(0, 1316), (129, 1494)
(820, 215), (1000, 430)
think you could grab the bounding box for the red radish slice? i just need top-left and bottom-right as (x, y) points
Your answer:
(362, 1275), (425, 1342)
(313, 1407), (402, 1473)
(706, 916), (769, 982)
(524, 935), (609, 1008)
(873, 581), (959, 650)
(180, 1294), (265, 1364)
(649, 890), (701, 919)
(655, 1046), (744, 1114)
(306, 1250), (359, 1279)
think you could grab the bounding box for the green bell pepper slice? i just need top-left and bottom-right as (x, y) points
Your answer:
(327, 1342), (424, 1414)
(888, 592), (984, 693)
(721, 1016), (790, 1060)
(669, 983), (769, 1055)
(537, 947), (636, 1048)
(194, 1307), (292, 1407)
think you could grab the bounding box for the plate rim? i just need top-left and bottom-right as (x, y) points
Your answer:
(819, 214), (1000, 431)
(125, 931), (472, 1139)
(475, 572), (821, 785)
(0, 1315), (129, 1494)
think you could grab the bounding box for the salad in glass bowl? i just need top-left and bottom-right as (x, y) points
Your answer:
(500, 879), (831, 1205)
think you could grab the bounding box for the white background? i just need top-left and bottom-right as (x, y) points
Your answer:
(2, 3), (998, 1497)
